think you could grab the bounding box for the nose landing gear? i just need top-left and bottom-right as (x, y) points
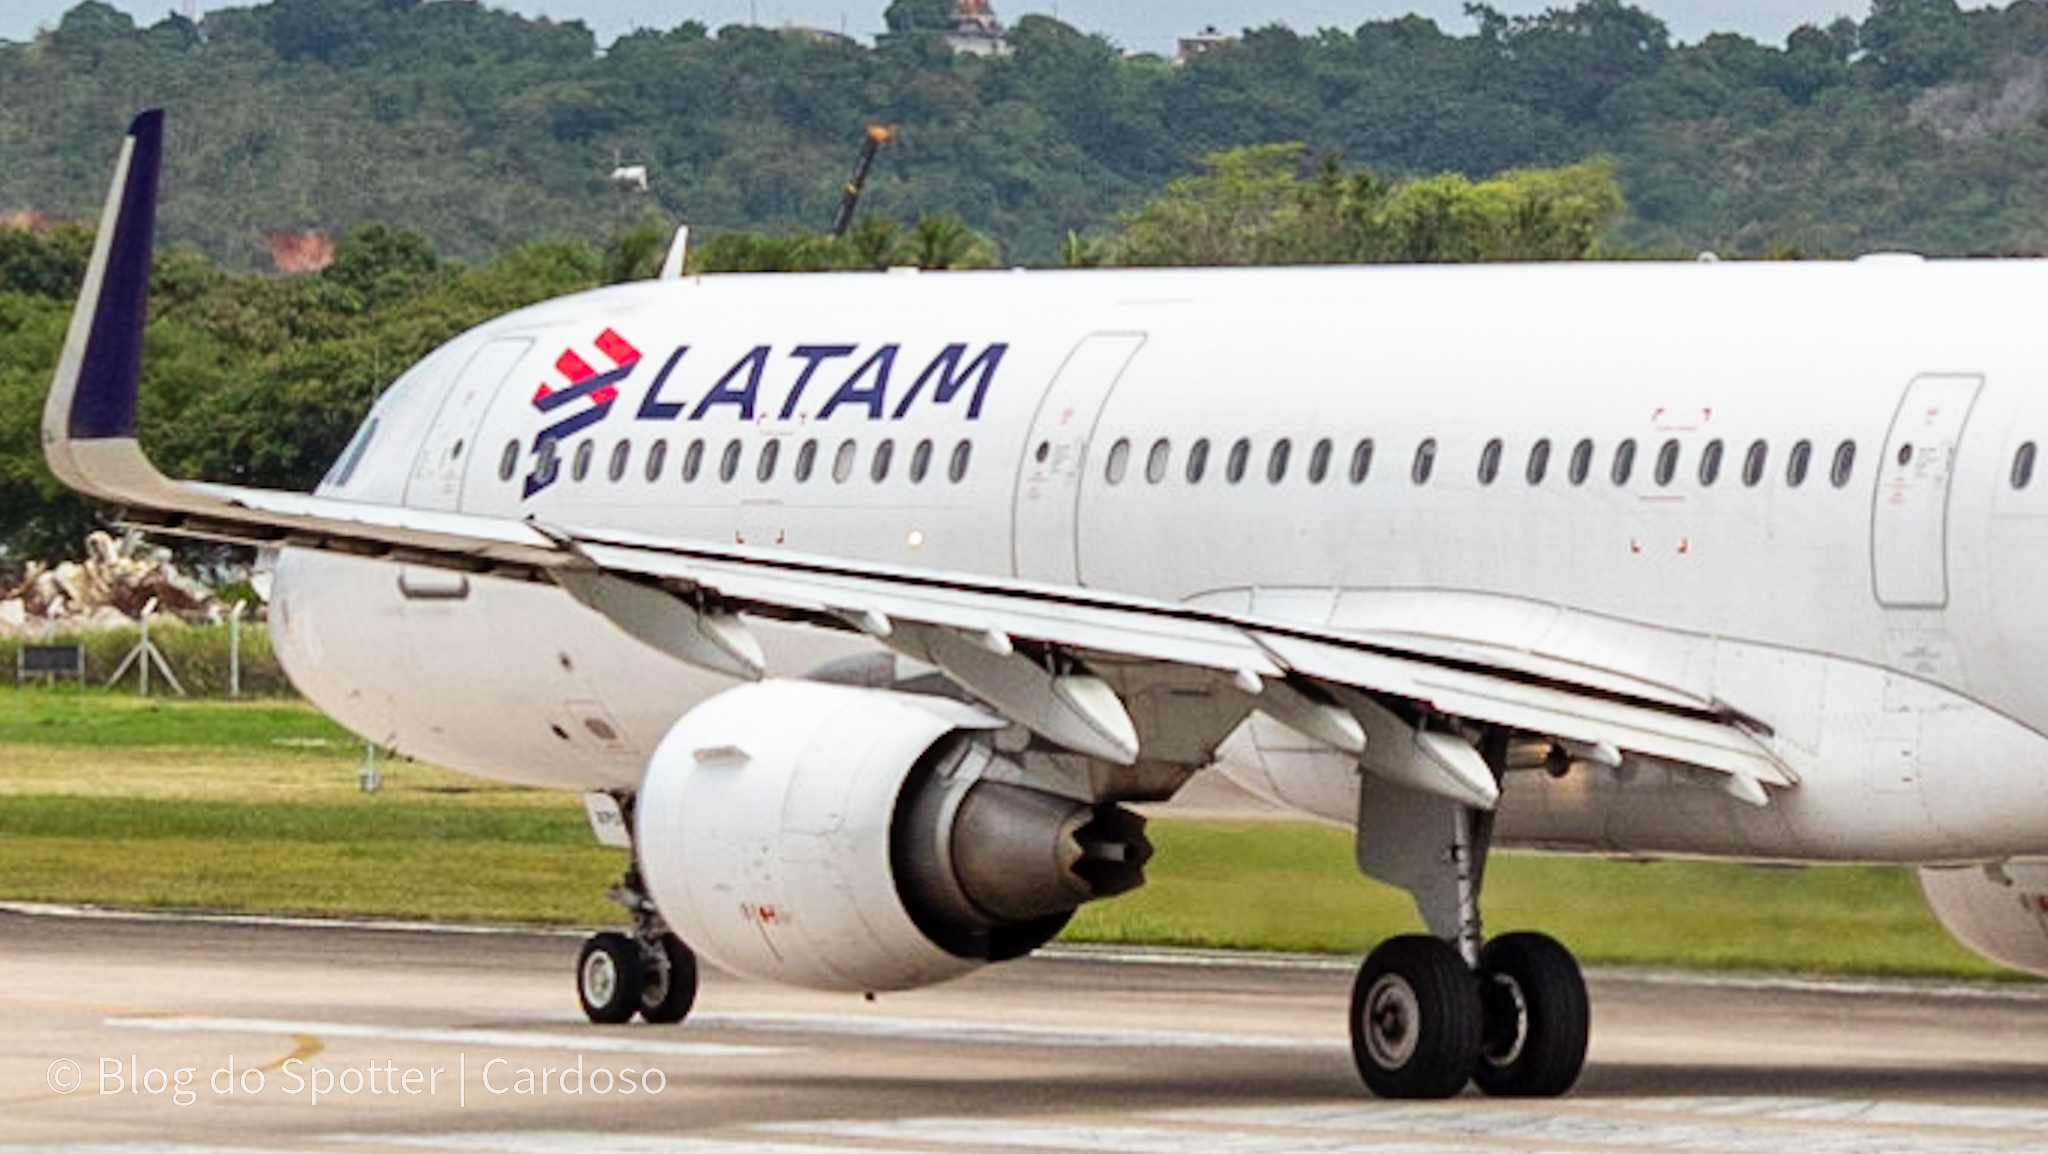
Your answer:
(576, 795), (700, 1027)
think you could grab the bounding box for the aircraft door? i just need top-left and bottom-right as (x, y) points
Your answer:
(405, 338), (532, 512)
(1012, 333), (1146, 583)
(1872, 374), (1982, 608)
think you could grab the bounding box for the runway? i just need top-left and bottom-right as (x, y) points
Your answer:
(4, 904), (2048, 1153)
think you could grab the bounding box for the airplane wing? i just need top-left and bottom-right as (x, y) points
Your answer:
(44, 111), (1794, 812)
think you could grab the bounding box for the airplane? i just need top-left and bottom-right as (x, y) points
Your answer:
(41, 109), (2048, 1101)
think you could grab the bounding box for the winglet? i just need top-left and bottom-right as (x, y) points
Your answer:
(43, 110), (171, 501)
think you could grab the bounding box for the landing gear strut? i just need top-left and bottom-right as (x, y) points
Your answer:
(1350, 770), (1589, 1098)
(576, 792), (699, 1026)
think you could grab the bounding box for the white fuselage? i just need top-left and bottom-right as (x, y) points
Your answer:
(269, 259), (2048, 867)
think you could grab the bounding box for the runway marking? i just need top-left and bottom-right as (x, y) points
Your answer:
(1171, 1102), (2048, 1151)
(690, 1010), (1330, 1051)
(1621, 1097), (2048, 1131)
(7, 901), (2045, 1007)
(325, 1137), (921, 1154)
(103, 1016), (789, 1059)
(0, 1146), (317, 1154)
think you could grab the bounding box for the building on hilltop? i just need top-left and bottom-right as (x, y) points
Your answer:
(1177, 25), (1235, 65)
(944, 0), (1008, 57)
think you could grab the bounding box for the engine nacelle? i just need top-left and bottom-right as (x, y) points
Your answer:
(636, 680), (1151, 992)
(1918, 864), (2048, 977)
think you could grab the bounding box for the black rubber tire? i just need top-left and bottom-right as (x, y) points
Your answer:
(1472, 931), (1590, 1098)
(638, 933), (699, 1025)
(1349, 935), (1483, 1099)
(577, 931), (644, 1025)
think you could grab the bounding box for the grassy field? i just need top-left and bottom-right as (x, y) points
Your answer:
(0, 687), (2011, 978)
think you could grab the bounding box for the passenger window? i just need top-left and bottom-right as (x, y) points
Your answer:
(572, 439), (595, 483)
(1742, 440), (1768, 487)
(1105, 438), (1131, 485)
(1267, 439), (1291, 484)
(645, 438), (669, 482)
(832, 439), (857, 483)
(608, 439), (630, 483)
(1654, 439), (1679, 487)
(1146, 439), (1171, 484)
(682, 438), (705, 483)
(1226, 438), (1251, 484)
(497, 438), (519, 484)
(1526, 438), (1551, 485)
(1568, 439), (1594, 486)
(534, 438), (559, 480)
(1698, 439), (1723, 487)
(1349, 439), (1375, 484)
(1187, 438), (1211, 483)
(2014, 442), (2038, 490)
(718, 439), (742, 483)
(949, 439), (973, 483)
(1412, 438), (1437, 485)
(871, 439), (895, 482)
(1830, 440), (1856, 488)
(910, 438), (934, 483)
(1308, 438), (1333, 484)
(1610, 439), (1636, 486)
(1786, 439), (1812, 487)
(757, 438), (781, 483)
(794, 439), (818, 483)
(1478, 438), (1503, 485)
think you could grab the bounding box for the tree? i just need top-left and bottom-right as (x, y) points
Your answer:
(1106, 146), (1626, 267)
(884, 0), (953, 34)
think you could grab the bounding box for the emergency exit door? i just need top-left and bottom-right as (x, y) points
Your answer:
(1012, 334), (1145, 583)
(1873, 374), (1982, 608)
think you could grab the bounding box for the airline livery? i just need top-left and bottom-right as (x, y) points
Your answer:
(43, 111), (2048, 1100)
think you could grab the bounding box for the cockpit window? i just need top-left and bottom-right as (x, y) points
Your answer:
(327, 418), (381, 489)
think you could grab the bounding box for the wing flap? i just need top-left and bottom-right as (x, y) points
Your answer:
(1255, 632), (1793, 788)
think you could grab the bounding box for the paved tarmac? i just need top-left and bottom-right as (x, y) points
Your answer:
(3, 903), (2048, 1153)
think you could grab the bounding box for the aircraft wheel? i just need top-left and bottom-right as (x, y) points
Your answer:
(1472, 931), (1589, 1098)
(639, 932), (699, 1025)
(577, 931), (644, 1024)
(1349, 935), (1482, 1099)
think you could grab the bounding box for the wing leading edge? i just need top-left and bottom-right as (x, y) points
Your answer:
(43, 110), (1795, 810)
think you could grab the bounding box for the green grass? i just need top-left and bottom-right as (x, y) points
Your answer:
(0, 688), (2018, 978)
(1066, 824), (1999, 978)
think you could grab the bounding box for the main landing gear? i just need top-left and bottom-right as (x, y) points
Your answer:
(1349, 929), (1588, 1099)
(576, 794), (699, 1026)
(1349, 775), (1590, 1098)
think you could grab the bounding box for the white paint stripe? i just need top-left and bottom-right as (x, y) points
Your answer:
(690, 1010), (1331, 1051)
(0, 901), (582, 939)
(0, 1147), (308, 1154)
(1619, 1097), (2048, 1131)
(325, 1135), (926, 1154)
(8, 899), (2044, 1005)
(768, 1118), (1495, 1154)
(104, 1016), (786, 1059)
(1172, 1104), (2048, 1152)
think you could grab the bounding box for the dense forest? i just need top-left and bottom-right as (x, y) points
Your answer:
(6, 0), (2048, 267)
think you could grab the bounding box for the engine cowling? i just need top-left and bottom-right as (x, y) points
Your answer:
(1918, 864), (2048, 977)
(636, 680), (1151, 992)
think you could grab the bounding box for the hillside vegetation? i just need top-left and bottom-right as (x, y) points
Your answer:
(6, 0), (2048, 266)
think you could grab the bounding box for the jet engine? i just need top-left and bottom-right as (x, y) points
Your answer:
(1917, 863), (2048, 977)
(635, 680), (1152, 992)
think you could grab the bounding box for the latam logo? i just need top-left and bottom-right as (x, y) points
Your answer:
(633, 341), (1008, 426)
(524, 328), (644, 498)
(523, 330), (1009, 500)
